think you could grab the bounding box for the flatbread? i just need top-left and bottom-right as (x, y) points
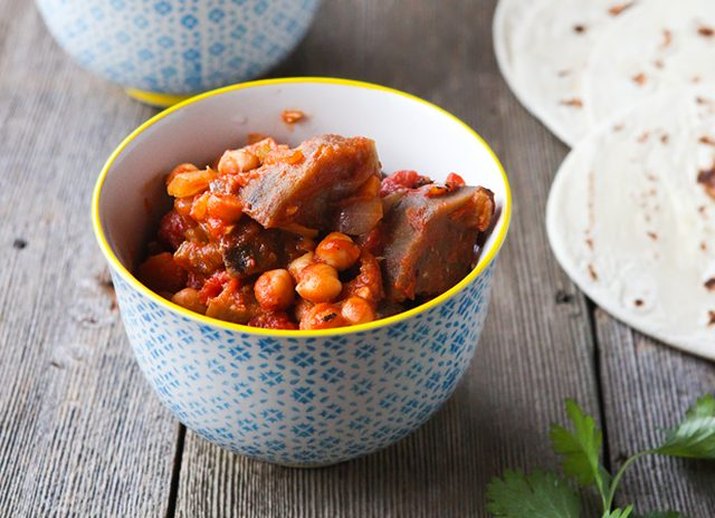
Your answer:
(585, 0), (715, 125)
(493, 0), (540, 132)
(546, 89), (715, 360)
(493, 0), (533, 82)
(494, 0), (645, 146)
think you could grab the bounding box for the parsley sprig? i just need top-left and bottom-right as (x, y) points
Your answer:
(487, 394), (715, 518)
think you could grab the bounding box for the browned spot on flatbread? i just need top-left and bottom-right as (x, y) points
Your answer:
(699, 135), (715, 146)
(585, 170), (596, 254)
(632, 73), (647, 86)
(557, 69), (571, 77)
(696, 96), (708, 105)
(560, 98), (584, 108)
(661, 29), (673, 48)
(702, 241), (709, 252)
(654, 59), (665, 69)
(698, 161), (715, 199)
(705, 278), (715, 291)
(613, 123), (625, 132)
(573, 24), (587, 34)
(698, 26), (714, 38)
(588, 264), (598, 281)
(660, 134), (669, 144)
(647, 231), (658, 240)
(637, 131), (650, 143)
(608, 2), (634, 16)
(692, 76), (702, 84)
(634, 299), (644, 307)
(709, 311), (715, 326)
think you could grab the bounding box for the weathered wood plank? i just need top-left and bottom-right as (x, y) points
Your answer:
(0, 3), (177, 516)
(3, 0), (710, 516)
(175, 1), (602, 516)
(596, 311), (715, 517)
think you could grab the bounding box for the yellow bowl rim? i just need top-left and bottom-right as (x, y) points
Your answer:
(92, 76), (513, 338)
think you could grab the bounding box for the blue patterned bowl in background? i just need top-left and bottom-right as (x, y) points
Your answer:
(92, 78), (512, 466)
(35, 0), (320, 106)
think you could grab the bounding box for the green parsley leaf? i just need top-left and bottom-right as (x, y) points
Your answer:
(655, 394), (715, 459)
(603, 505), (633, 518)
(550, 399), (609, 492)
(487, 470), (581, 518)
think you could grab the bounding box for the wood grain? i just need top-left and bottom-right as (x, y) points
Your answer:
(596, 311), (715, 516)
(0, 3), (177, 516)
(175, 1), (602, 516)
(0, 0), (712, 516)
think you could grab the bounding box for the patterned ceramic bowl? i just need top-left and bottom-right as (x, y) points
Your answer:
(35, 0), (320, 106)
(92, 78), (512, 466)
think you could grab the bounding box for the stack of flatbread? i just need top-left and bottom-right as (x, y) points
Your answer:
(495, 0), (715, 360)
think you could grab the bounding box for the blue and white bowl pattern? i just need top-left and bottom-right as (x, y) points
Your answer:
(112, 262), (495, 466)
(36, 0), (320, 94)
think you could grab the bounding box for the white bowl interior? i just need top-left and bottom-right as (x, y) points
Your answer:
(99, 81), (509, 270)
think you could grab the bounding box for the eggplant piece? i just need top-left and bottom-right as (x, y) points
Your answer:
(220, 219), (306, 278)
(239, 135), (381, 230)
(335, 196), (384, 236)
(381, 186), (495, 302)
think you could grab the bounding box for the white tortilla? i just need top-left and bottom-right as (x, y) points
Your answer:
(492, 0), (541, 133)
(546, 89), (715, 360)
(494, 0), (645, 146)
(585, 0), (715, 125)
(493, 0), (533, 80)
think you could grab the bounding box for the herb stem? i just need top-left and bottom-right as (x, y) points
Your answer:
(604, 450), (652, 511)
(596, 471), (609, 511)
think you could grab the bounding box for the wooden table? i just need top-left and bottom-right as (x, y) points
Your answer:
(1, 0), (713, 516)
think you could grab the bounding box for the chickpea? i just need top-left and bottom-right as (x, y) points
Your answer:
(315, 232), (360, 271)
(174, 196), (193, 217)
(294, 298), (313, 322)
(472, 186), (496, 232)
(167, 168), (216, 198)
(172, 288), (207, 314)
(206, 193), (243, 223)
(218, 149), (259, 175)
(166, 163), (199, 185)
(288, 251), (315, 280)
(340, 297), (376, 325)
(189, 192), (210, 221)
(296, 263), (342, 303)
(254, 269), (295, 311)
(299, 303), (347, 330)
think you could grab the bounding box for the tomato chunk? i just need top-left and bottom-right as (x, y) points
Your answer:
(158, 210), (194, 250)
(248, 311), (298, 329)
(380, 170), (433, 196)
(137, 252), (187, 293)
